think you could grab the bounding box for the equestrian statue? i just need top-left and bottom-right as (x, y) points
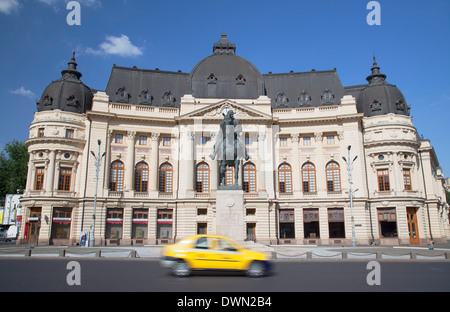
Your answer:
(210, 109), (249, 189)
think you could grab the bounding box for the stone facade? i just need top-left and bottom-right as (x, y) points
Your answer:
(17, 35), (449, 246)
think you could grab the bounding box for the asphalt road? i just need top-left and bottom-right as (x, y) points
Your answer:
(1, 258), (449, 293)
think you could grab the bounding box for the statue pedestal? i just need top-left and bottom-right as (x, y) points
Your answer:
(216, 190), (245, 243)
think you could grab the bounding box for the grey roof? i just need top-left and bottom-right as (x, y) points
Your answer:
(263, 69), (345, 109)
(37, 52), (93, 114)
(354, 58), (409, 117)
(105, 66), (189, 107)
(40, 35), (408, 118)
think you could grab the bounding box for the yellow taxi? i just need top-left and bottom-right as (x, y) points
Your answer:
(160, 235), (271, 277)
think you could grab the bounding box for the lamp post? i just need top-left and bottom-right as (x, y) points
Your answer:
(90, 139), (106, 247)
(343, 145), (358, 247)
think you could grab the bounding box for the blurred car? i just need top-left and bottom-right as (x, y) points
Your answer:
(160, 235), (271, 277)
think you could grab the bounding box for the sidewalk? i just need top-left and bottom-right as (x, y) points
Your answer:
(0, 242), (449, 261)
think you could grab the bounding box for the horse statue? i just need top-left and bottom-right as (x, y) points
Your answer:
(210, 109), (249, 189)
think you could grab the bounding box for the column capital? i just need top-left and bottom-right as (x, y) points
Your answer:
(291, 133), (300, 143)
(151, 132), (160, 141)
(127, 131), (136, 140)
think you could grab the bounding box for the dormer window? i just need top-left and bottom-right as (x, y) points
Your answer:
(66, 95), (79, 107)
(139, 90), (152, 105)
(321, 89), (334, 104)
(116, 87), (130, 103)
(276, 93), (289, 107)
(236, 74), (246, 85)
(298, 90), (311, 106)
(371, 100), (382, 111)
(396, 99), (405, 112)
(162, 91), (175, 106)
(43, 94), (53, 106)
(207, 73), (217, 84)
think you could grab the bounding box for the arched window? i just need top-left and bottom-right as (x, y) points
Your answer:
(159, 163), (173, 193)
(278, 163), (292, 193)
(135, 162), (149, 192)
(302, 162), (316, 193)
(326, 161), (341, 192)
(110, 160), (124, 191)
(196, 162), (210, 193)
(243, 162), (257, 193)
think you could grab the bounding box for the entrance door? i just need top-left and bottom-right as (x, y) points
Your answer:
(28, 222), (40, 245)
(407, 208), (420, 245)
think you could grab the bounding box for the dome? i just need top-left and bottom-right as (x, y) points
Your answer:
(356, 58), (409, 117)
(37, 52), (93, 114)
(189, 33), (264, 99)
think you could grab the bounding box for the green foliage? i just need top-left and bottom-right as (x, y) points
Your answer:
(0, 140), (29, 198)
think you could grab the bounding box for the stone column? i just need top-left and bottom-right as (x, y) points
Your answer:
(46, 150), (56, 195)
(149, 132), (160, 193)
(103, 129), (113, 194)
(291, 133), (301, 193)
(257, 132), (266, 194)
(125, 131), (136, 192)
(185, 131), (196, 197)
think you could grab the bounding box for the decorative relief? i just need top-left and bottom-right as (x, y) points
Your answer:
(151, 132), (160, 141)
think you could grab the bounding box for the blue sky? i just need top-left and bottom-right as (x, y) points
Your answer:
(0, 0), (449, 175)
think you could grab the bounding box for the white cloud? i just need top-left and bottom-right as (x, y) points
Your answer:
(86, 34), (143, 57)
(10, 86), (37, 98)
(0, 0), (21, 14)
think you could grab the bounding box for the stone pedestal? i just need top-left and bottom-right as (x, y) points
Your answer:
(216, 190), (244, 242)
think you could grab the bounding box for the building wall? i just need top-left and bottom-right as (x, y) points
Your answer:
(18, 92), (450, 246)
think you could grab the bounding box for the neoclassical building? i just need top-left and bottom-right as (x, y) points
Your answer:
(18, 34), (449, 246)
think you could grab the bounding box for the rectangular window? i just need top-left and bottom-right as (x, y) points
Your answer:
(303, 137), (311, 146)
(197, 223), (207, 235)
(200, 136), (210, 145)
(279, 209), (295, 239)
(403, 168), (412, 191)
(377, 169), (390, 192)
(327, 135), (335, 145)
(246, 223), (256, 241)
(377, 208), (397, 238)
(115, 134), (123, 144)
(38, 128), (45, 138)
(163, 137), (171, 146)
(35, 167), (45, 190)
(328, 208), (345, 238)
(132, 208), (148, 239)
(51, 208), (72, 239)
(246, 208), (256, 216)
(280, 137), (287, 147)
(197, 208), (208, 215)
(58, 167), (72, 191)
(157, 209), (173, 239)
(303, 209), (320, 239)
(106, 208), (123, 239)
(139, 136), (147, 145)
(245, 133), (252, 146)
(65, 129), (74, 139)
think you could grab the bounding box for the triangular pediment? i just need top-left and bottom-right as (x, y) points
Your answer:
(180, 100), (272, 121)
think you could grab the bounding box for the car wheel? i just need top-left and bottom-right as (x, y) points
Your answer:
(246, 261), (265, 278)
(172, 260), (191, 277)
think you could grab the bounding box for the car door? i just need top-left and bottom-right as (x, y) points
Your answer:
(210, 237), (245, 270)
(189, 236), (218, 269)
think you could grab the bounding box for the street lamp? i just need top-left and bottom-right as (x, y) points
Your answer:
(342, 145), (358, 247)
(90, 139), (106, 247)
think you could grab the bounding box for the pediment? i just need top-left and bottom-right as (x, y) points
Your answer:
(181, 100), (272, 121)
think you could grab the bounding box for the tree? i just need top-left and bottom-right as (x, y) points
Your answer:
(0, 140), (29, 198)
